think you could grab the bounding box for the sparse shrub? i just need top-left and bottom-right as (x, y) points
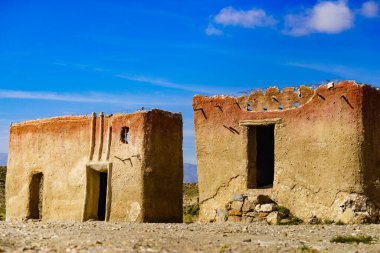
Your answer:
(0, 166), (6, 182)
(277, 206), (290, 216)
(287, 217), (303, 225)
(330, 235), (375, 244)
(323, 219), (334, 224)
(0, 166), (6, 220)
(220, 244), (229, 251)
(183, 203), (199, 223)
(183, 183), (198, 198)
(183, 214), (193, 224)
(300, 243), (319, 252)
(184, 204), (200, 217)
(183, 183), (199, 224)
(278, 216), (303, 225)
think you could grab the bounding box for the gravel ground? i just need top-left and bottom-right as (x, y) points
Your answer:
(0, 221), (379, 252)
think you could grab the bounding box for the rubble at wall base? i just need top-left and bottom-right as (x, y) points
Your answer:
(213, 194), (380, 225)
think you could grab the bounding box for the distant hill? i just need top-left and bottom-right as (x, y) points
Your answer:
(184, 163), (198, 183)
(0, 154), (7, 166)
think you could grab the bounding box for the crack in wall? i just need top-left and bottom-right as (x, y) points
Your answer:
(329, 191), (345, 208)
(199, 174), (241, 204)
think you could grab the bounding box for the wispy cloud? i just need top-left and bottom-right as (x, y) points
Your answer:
(116, 74), (225, 94)
(206, 6), (276, 36)
(53, 62), (107, 72)
(54, 61), (228, 94)
(361, 1), (379, 17)
(0, 90), (188, 106)
(284, 1), (354, 36)
(287, 62), (380, 85)
(205, 24), (223, 36)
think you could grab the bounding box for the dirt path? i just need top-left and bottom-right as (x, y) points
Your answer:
(0, 221), (379, 252)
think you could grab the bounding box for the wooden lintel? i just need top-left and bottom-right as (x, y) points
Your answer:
(239, 118), (282, 126)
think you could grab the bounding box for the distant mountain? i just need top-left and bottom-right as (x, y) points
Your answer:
(184, 163), (197, 183)
(0, 153), (7, 166)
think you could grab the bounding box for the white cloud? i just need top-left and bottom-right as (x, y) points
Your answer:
(205, 24), (223, 36)
(206, 1), (378, 37)
(284, 1), (354, 36)
(205, 6), (276, 36)
(213, 6), (276, 28)
(361, 1), (379, 17)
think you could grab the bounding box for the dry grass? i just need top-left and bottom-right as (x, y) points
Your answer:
(183, 183), (199, 223)
(330, 235), (375, 244)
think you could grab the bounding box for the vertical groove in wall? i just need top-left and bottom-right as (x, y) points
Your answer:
(89, 112), (97, 161)
(98, 112), (104, 161)
(105, 125), (112, 161)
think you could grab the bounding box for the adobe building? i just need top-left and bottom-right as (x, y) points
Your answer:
(6, 109), (183, 222)
(193, 81), (380, 224)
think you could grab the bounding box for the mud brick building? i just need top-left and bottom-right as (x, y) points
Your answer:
(6, 109), (183, 222)
(193, 81), (380, 223)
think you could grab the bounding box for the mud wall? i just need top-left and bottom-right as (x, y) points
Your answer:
(363, 86), (380, 208)
(143, 110), (183, 222)
(104, 112), (147, 222)
(6, 116), (94, 221)
(193, 81), (368, 222)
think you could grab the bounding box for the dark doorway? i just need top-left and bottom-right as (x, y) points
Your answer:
(247, 125), (275, 188)
(256, 125), (275, 188)
(83, 167), (111, 221)
(97, 172), (108, 221)
(28, 173), (43, 219)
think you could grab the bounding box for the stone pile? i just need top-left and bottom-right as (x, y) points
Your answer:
(222, 195), (299, 225)
(338, 194), (380, 224)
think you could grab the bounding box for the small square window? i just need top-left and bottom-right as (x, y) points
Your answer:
(120, 127), (129, 144)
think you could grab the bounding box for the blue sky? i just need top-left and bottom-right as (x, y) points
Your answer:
(0, 0), (379, 163)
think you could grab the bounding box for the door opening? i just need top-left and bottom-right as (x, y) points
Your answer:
(83, 165), (111, 222)
(256, 125), (275, 188)
(247, 124), (275, 189)
(28, 172), (43, 219)
(98, 172), (108, 221)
